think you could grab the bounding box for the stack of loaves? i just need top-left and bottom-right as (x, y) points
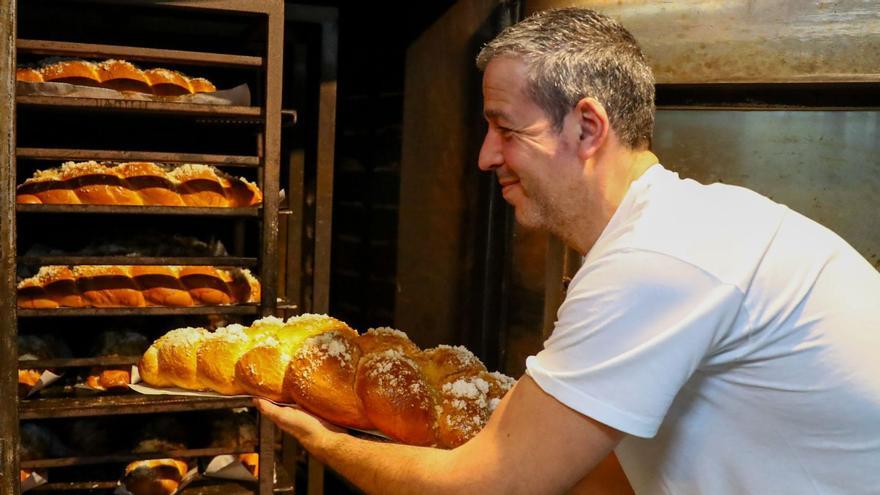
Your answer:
(17, 58), (216, 96)
(16, 162), (262, 207)
(17, 265), (260, 309)
(140, 314), (516, 448)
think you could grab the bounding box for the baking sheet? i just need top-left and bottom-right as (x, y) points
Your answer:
(16, 80), (251, 106)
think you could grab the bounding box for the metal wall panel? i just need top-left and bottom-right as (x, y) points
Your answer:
(526, 0), (880, 84)
(654, 109), (880, 269)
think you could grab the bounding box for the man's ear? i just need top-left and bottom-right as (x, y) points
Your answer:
(574, 97), (609, 160)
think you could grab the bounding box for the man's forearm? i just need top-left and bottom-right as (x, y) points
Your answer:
(307, 430), (460, 495)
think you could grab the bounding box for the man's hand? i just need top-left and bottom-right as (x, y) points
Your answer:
(253, 398), (345, 454)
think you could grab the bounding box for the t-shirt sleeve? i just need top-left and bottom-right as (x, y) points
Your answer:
(526, 248), (743, 438)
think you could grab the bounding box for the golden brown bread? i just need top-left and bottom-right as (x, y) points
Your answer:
(131, 265), (194, 307)
(16, 67), (43, 83)
(140, 315), (515, 448)
(144, 68), (193, 96)
(116, 162), (185, 207)
(98, 59), (153, 94)
(40, 59), (103, 87)
(20, 58), (215, 97)
(17, 265), (259, 308)
(16, 161), (261, 207)
(73, 265), (146, 308)
(123, 458), (189, 495)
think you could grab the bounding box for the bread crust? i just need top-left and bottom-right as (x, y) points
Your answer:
(131, 265), (193, 307)
(140, 316), (515, 447)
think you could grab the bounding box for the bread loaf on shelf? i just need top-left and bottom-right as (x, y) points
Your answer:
(139, 315), (516, 448)
(16, 161), (262, 207)
(17, 265), (260, 309)
(19, 58), (216, 95)
(85, 330), (150, 390)
(123, 458), (189, 495)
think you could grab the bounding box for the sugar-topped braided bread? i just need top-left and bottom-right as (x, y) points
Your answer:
(18, 58), (216, 96)
(16, 162), (262, 207)
(139, 315), (515, 448)
(17, 265), (260, 309)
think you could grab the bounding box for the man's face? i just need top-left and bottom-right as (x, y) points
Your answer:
(479, 57), (582, 232)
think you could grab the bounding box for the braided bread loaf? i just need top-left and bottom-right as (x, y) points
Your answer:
(123, 459), (189, 495)
(18, 58), (216, 96)
(16, 162), (262, 207)
(139, 315), (515, 448)
(17, 265), (260, 308)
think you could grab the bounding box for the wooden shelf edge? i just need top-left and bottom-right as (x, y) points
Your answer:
(20, 394), (253, 419)
(16, 305), (260, 317)
(17, 256), (259, 267)
(17, 39), (263, 68)
(16, 147), (260, 167)
(16, 95), (262, 118)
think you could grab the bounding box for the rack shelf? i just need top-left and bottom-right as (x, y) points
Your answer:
(17, 204), (261, 217)
(21, 446), (256, 469)
(17, 39), (264, 68)
(18, 356), (139, 369)
(17, 305), (259, 318)
(17, 95), (262, 118)
(20, 394), (253, 419)
(17, 147), (260, 167)
(17, 256), (258, 267)
(28, 480), (257, 494)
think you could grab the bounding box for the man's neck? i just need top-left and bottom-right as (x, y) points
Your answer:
(565, 149), (659, 256)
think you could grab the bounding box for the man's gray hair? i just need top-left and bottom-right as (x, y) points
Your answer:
(476, 8), (655, 149)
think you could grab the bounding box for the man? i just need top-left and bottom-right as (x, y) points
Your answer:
(259, 8), (880, 494)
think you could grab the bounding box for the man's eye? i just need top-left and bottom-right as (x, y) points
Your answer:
(498, 127), (514, 138)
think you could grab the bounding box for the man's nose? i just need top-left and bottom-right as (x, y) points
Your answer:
(478, 129), (502, 172)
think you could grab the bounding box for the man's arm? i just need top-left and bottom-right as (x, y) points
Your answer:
(256, 375), (624, 495)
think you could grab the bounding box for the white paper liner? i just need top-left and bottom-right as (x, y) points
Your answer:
(204, 455), (257, 482)
(24, 370), (63, 398)
(20, 470), (48, 493)
(16, 80), (251, 106)
(75, 365), (140, 392)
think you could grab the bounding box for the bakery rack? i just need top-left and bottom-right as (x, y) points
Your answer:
(1, 1), (290, 494)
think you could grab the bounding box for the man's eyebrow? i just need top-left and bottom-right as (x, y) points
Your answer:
(483, 108), (510, 122)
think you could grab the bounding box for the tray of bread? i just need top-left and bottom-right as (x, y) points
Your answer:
(16, 162), (262, 207)
(15, 58), (252, 107)
(17, 265), (260, 309)
(134, 314), (516, 448)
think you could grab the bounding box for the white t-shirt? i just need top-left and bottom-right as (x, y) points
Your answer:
(526, 164), (880, 494)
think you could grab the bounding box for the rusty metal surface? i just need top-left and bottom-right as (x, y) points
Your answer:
(17, 305), (260, 317)
(17, 95), (262, 117)
(397, 0), (501, 347)
(525, 0), (880, 84)
(654, 109), (880, 269)
(21, 446), (254, 469)
(17, 147), (261, 166)
(0, 0), (18, 493)
(19, 395), (253, 420)
(18, 255), (257, 266)
(17, 39), (263, 67)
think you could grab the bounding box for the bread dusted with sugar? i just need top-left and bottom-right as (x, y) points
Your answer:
(196, 324), (253, 395)
(19, 57), (217, 96)
(39, 59), (103, 87)
(16, 265), (260, 308)
(17, 161), (262, 207)
(140, 315), (516, 448)
(115, 162), (184, 206)
(286, 328), (372, 429)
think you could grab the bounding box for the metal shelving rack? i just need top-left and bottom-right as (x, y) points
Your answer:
(1, 1), (286, 494)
